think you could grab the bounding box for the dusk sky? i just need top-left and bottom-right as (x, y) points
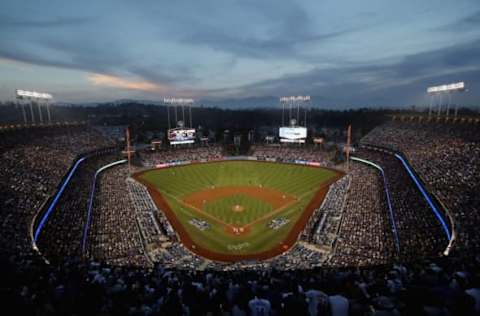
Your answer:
(1, 0), (479, 107)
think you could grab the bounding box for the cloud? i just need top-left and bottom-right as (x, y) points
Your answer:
(0, 15), (94, 28)
(1, 0), (479, 105)
(177, 2), (365, 60)
(208, 39), (480, 106)
(88, 73), (170, 93)
(435, 10), (480, 31)
(87, 73), (203, 98)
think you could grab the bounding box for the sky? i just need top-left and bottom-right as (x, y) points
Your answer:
(0, 0), (479, 107)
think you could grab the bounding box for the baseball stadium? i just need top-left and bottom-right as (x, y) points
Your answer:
(2, 103), (479, 314)
(2, 1), (480, 315)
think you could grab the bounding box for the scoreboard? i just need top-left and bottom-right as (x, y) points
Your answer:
(279, 127), (307, 143)
(168, 128), (196, 145)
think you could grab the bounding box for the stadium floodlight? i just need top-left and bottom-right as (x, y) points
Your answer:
(163, 97), (194, 104)
(279, 95), (310, 102)
(16, 89), (52, 100)
(426, 82), (466, 120)
(427, 82), (465, 94)
(279, 95), (310, 135)
(164, 97), (195, 130)
(15, 89), (53, 125)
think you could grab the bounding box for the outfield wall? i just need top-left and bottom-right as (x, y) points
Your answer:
(153, 155), (338, 172)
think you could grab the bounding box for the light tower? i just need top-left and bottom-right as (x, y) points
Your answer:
(15, 89), (53, 125)
(279, 96), (310, 144)
(164, 97), (194, 129)
(427, 82), (465, 119)
(164, 98), (196, 146)
(279, 95), (310, 127)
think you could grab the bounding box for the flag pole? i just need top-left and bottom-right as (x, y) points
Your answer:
(346, 124), (351, 172)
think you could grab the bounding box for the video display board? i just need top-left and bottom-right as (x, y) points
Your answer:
(279, 127), (307, 140)
(168, 128), (196, 145)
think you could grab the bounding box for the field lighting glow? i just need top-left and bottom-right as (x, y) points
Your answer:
(279, 96), (310, 102)
(427, 82), (465, 93)
(164, 97), (194, 104)
(16, 89), (52, 100)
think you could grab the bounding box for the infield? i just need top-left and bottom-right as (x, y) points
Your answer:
(134, 160), (342, 262)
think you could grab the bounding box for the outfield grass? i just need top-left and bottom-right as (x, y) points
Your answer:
(139, 161), (339, 257)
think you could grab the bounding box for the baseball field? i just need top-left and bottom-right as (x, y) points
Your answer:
(134, 160), (342, 262)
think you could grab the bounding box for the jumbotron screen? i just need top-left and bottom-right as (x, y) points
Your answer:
(279, 127), (307, 140)
(168, 128), (196, 145)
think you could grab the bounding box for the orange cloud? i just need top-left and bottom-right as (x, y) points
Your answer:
(88, 73), (169, 92)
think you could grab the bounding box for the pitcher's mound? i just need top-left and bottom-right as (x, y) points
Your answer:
(232, 204), (245, 213)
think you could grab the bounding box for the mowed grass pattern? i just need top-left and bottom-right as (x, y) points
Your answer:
(139, 161), (339, 256)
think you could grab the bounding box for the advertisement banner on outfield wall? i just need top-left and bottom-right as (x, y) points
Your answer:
(224, 156), (254, 161)
(295, 160), (307, 165)
(166, 160), (191, 167)
(207, 157), (224, 162)
(307, 162), (321, 167)
(266, 158), (276, 162)
(280, 138), (306, 143)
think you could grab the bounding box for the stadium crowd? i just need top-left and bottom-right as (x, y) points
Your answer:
(4, 252), (480, 315)
(37, 152), (121, 260)
(302, 175), (350, 251)
(127, 177), (176, 240)
(329, 163), (395, 267)
(87, 165), (149, 268)
(0, 125), (115, 261)
(355, 149), (447, 261)
(361, 121), (480, 251)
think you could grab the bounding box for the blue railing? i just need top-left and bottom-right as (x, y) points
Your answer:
(394, 154), (452, 242)
(34, 156), (87, 242)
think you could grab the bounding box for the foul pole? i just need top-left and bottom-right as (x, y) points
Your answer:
(346, 125), (352, 172)
(125, 127), (133, 174)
